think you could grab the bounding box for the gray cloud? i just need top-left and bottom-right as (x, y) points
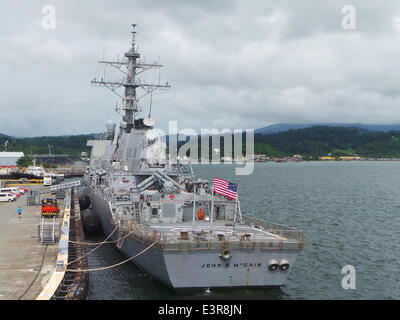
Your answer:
(1, 0), (400, 136)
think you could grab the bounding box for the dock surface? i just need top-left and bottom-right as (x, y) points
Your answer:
(0, 189), (58, 300)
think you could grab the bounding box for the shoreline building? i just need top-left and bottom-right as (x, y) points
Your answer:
(0, 152), (24, 176)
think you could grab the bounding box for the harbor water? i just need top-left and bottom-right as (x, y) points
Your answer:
(86, 161), (400, 300)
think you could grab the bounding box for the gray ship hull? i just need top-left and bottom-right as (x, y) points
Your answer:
(82, 26), (304, 291)
(89, 189), (301, 290)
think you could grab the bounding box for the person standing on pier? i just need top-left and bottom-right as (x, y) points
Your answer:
(17, 206), (22, 219)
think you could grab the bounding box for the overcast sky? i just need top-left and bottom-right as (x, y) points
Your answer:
(1, 0), (400, 136)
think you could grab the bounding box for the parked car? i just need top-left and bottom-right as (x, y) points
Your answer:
(0, 193), (16, 202)
(0, 188), (22, 197)
(16, 188), (26, 194)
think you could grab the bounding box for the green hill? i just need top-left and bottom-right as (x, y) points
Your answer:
(254, 126), (400, 157)
(0, 134), (96, 155)
(2, 125), (400, 158)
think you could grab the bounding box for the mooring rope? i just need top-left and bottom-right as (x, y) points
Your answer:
(66, 225), (119, 266)
(65, 239), (158, 272)
(68, 229), (135, 246)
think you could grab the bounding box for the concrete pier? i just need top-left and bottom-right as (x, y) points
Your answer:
(0, 188), (59, 300)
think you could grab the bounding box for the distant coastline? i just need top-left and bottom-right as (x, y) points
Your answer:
(3, 124), (400, 159)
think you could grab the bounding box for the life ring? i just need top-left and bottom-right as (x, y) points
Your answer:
(197, 208), (205, 220)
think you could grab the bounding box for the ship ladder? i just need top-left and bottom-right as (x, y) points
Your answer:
(39, 216), (56, 245)
(133, 202), (141, 223)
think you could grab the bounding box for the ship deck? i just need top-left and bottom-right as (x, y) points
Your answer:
(149, 221), (292, 242)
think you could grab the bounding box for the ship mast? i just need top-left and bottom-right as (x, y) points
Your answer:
(91, 24), (171, 132)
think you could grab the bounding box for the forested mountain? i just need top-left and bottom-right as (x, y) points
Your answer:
(255, 123), (400, 134)
(0, 133), (96, 155)
(254, 126), (400, 157)
(2, 125), (400, 158)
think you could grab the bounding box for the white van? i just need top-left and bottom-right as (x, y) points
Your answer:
(0, 193), (16, 202)
(0, 188), (23, 196)
(43, 174), (52, 186)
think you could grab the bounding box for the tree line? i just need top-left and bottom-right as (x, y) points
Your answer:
(3, 126), (400, 159)
(0, 134), (95, 156)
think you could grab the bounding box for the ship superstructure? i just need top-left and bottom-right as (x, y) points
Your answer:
(85, 25), (304, 290)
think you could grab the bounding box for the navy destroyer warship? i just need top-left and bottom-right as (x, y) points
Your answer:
(84, 25), (304, 290)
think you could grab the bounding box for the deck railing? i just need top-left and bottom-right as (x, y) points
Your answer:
(241, 216), (305, 243)
(118, 216), (305, 251)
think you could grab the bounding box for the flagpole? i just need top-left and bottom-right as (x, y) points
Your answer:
(210, 186), (214, 226)
(233, 179), (240, 234)
(236, 179), (241, 220)
(192, 184), (197, 230)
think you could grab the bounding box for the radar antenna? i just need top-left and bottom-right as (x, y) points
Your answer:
(91, 24), (171, 131)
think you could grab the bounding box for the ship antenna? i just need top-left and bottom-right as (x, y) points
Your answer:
(148, 91), (153, 118)
(131, 23), (137, 45)
(91, 24), (171, 131)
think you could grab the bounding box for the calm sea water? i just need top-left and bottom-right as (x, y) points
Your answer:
(86, 162), (400, 300)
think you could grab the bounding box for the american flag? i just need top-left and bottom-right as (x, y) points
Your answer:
(213, 178), (238, 200)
